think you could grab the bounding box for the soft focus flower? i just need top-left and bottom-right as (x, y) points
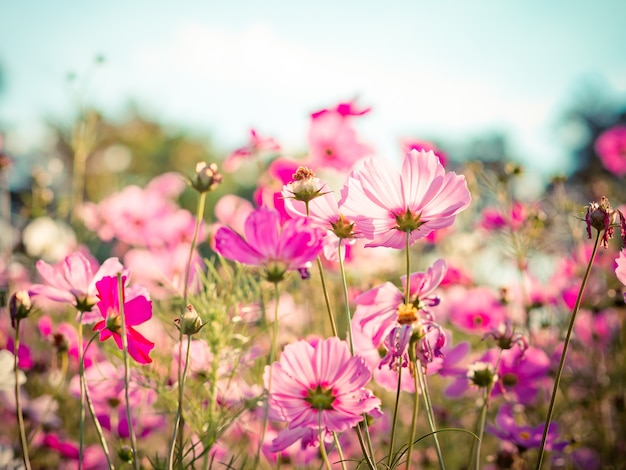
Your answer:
(616, 250), (626, 301)
(342, 150), (471, 249)
(0, 350), (26, 391)
(22, 216), (77, 263)
(594, 125), (626, 176)
(447, 286), (507, 334)
(214, 206), (325, 283)
(401, 139), (448, 167)
(30, 252), (125, 319)
(223, 128), (280, 172)
(483, 321), (528, 351)
(466, 361), (498, 388)
(265, 337), (380, 432)
(487, 404), (568, 452)
(191, 162), (223, 193)
(307, 100), (373, 172)
(92, 275), (155, 364)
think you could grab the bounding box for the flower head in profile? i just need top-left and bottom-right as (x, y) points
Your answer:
(342, 150), (471, 249)
(214, 206), (325, 283)
(30, 252), (125, 320)
(585, 196), (626, 249)
(265, 337), (380, 433)
(92, 275), (154, 364)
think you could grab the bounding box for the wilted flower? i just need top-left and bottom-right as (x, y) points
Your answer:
(283, 166), (326, 203)
(585, 196), (626, 249)
(483, 321), (528, 351)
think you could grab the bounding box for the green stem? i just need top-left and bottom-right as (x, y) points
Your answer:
(415, 361), (445, 470)
(471, 351), (503, 470)
(14, 320), (32, 470)
(317, 257), (338, 337)
(404, 231), (411, 304)
(535, 230), (602, 469)
(168, 191), (206, 470)
(406, 351), (420, 470)
(78, 314), (85, 470)
(254, 282), (281, 468)
(319, 414), (332, 470)
(332, 432), (347, 470)
(387, 361), (403, 469)
(82, 333), (115, 469)
(117, 273), (139, 470)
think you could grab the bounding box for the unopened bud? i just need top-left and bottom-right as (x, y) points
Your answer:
(192, 162), (223, 193)
(467, 361), (498, 388)
(9, 290), (33, 328)
(117, 445), (134, 464)
(174, 304), (204, 335)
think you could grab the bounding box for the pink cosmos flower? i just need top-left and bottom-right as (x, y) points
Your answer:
(401, 139), (448, 167)
(265, 337), (380, 433)
(479, 201), (527, 231)
(341, 150), (471, 249)
(92, 275), (154, 364)
(616, 250), (626, 302)
(594, 125), (626, 176)
(307, 104), (373, 172)
(355, 259), (447, 346)
(38, 316), (97, 368)
(214, 206), (325, 283)
(446, 286), (507, 334)
(30, 252), (125, 322)
(223, 128), (281, 173)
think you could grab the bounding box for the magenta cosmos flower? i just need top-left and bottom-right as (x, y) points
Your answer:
(594, 125), (626, 176)
(30, 251), (125, 321)
(214, 206), (325, 283)
(265, 337), (380, 433)
(342, 149), (471, 249)
(92, 275), (154, 364)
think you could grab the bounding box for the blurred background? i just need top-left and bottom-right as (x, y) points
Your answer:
(1, 0), (625, 198)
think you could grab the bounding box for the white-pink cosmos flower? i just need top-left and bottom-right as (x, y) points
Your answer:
(341, 150), (471, 249)
(265, 337), (380, 433)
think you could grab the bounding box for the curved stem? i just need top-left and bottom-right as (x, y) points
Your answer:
(168, 191), (206, 469)
(14, 320), (32, 470)
(535, 230), (601, 469)
(82, 333), (115, 469)
(117, 273), (139, 470)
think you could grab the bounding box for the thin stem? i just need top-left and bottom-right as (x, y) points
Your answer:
(305, 200), (338, 337)
(82, 333), (115, 470)
(168, 191), (206, 470)
(404, 231), (411, 304)
(471, 350), (503, 470)
(14, 320), (32, 470)
(254, 282), (281, 468)
(317, 257), (338, 337)
(405, 354), (420, 470)
(535, 230), (602, 469)
(415, 362), (445, 470)
(77, 312), (86, 470)
(332, 432), (348, 470)
(319, 414), (332, 470)
(387, 361), (403, 469)
(117, 273), (139, 470)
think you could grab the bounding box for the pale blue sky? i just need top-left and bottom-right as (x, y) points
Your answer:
(1, 1), (625, 176)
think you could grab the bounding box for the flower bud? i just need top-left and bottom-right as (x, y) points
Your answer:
(117, 445), (134, 464)
(9, 290), (33, 329)
(192, 162), (223, 193)
(467, 361), (498, 388)
(174, 304), (204, 335)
